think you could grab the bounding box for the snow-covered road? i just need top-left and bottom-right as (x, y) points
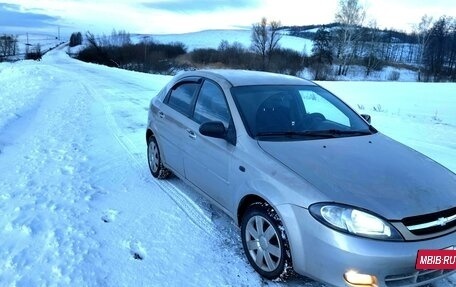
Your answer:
(0, 47), (454, 287)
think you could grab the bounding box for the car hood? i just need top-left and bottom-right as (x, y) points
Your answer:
(258, 133), (456, 220)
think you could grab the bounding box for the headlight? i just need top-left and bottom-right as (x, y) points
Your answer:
(309, 203), (403, 241)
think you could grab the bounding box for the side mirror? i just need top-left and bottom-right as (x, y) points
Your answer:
(199, 121), (227, 139)
(361, 114), (371, 124)
(199, 121), (236, 145)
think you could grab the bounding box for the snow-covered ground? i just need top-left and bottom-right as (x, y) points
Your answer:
(0, 47), (455, 287)
(318, 81), (456, 173)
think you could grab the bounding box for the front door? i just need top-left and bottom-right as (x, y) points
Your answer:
(182, 79), (234, 206)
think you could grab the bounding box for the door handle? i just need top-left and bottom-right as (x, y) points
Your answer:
(158, 111), (165, 119)
(186, 129), (196, 140)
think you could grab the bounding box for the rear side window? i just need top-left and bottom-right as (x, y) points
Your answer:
(167, 82), (199, 116)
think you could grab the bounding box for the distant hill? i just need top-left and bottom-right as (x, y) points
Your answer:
(143, 29), (313, 54)
(281, 23), (417, 44)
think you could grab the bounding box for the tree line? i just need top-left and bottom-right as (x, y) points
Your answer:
(76, 30), (187, 74)
(307, 0), (456, 81)
(74, 20), (305, 76)
(421, 16), (456, 81)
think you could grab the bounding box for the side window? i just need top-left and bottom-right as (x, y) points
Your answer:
(299, 90), (350, 127)
(193, 81), (231, 126)
(167, 82), (199, 116)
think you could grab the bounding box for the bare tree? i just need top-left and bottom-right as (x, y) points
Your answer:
(363, 20), (382, 76)
(424, 16), (452, 81)
(334, 0), (366, 75)
(111, 29), (131, 47)
(251, 17), (282, 70)
(449, 19), (456, 81)
(0, 34), (19, 60)
(85, 31), (99, 49)
(413, 15), (433, 81)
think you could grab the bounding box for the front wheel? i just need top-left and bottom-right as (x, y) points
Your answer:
(241, 203), (292, 280)
(147, 136), (170, 179)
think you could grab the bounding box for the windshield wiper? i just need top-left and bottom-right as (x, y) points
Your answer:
(255, 131), (337, 138)
(255, 129), (372, 139)
(323, 129), (373, 136)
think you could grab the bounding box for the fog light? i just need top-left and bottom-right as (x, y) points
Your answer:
(344, 270), (378, 287)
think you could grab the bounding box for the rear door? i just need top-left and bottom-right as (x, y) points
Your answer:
(155, 77), (201, 177)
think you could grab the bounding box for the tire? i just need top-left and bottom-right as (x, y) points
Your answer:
(147, 136), (170, 179)
(241, 203), (292, 280)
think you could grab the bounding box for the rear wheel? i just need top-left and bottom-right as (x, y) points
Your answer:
(241, 203), (292, 280)
(147, 136), (170, 179)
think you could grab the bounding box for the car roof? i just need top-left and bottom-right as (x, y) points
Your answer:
(175, 69), (316, 87)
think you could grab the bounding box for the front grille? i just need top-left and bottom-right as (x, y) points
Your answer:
(385, 269), (456, 287)
(402, 207), (456, 236)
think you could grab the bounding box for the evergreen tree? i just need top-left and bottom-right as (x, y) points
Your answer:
(69, 32), (83, 47)
(310, 27), (333, 80)
(312, 27), (333, 64)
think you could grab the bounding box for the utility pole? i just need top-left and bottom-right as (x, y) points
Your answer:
(25, 33), (31, 55)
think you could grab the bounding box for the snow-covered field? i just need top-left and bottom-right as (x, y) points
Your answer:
(142, 30), (416, 82)
(2, 32), (62, 60)
(148, 29), (313, 54)
(16, 33), (62, 52)
(0, 47), (455, 287)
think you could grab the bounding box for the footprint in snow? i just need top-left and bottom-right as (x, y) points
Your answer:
(59, 165), (75, 175)
(126, 240), (146, 261)
(101, 209), (118, 223)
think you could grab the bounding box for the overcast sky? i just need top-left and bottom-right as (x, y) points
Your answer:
(0, 0), (455, 37)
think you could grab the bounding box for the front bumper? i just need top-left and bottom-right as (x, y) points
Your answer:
(276, 204), (456, 287)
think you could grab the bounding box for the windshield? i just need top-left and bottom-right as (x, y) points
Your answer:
(231, 85), (374, 140)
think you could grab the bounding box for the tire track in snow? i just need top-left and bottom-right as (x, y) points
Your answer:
(147, 176), (222, 236)
(79, 81), (221, 237)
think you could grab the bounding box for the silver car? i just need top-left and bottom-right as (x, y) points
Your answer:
(146, 70), (456, 287)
